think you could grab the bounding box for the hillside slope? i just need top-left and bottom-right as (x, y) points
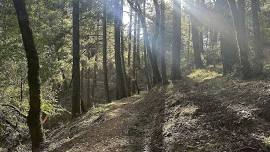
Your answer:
(16, 72), (270, 152)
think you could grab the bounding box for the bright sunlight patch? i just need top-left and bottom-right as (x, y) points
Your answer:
(187, 69), (222, 82)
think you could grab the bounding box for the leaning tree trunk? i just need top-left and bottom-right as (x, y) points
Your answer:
(12, 0), (44, 151)
(102, 0), (110, 102)
(71, 0), (81, 117)
(127, 0), (161, 86)
(114, 0), (127, 99)
(171, 0), (182, 80)
(251, 0), (264, 74)
(228, 0), (251, 78)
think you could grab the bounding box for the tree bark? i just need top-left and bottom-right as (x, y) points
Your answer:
(80, 62), (87, 112)
(251, 0), (264, 74)
(72, 0), (81, 117)
(191, 15), (204, 69)
(12, 0), (44, 151)
(228, 0), (251, 78)
(171, 0), (182, 80)
(102, 0), (110, 102)
(187, 19), (191, 68)
(151, 0), (162, 85)
(86, 65), (91, 107)
(127, 7), (133, 95)
(142, 0), (152, 89)
(80, 63), (84, 103)
(114, 0), (127, 99)
(160, 0), (168, 84)
(91, 54), (98, 103)
(136, 14), (141, 68)
(133, 13), (138, 80)
(120, 0), (128, 96)
(128, 7), (133, 67)
(216, 0), (239, 74)
(127, 0), (161, 85)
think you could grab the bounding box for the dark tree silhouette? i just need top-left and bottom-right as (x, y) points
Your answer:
(114, 0), (127, 99)
(72, 0), (81, 117)
(216, 0), (239, 74)
(102, 0), (110, 102)
(251, 0), (264, 74)
(12, 0), (44, 150)
(228, 0), (251, 78)
(171, 0), (182, 80)
(160, 0), (168, 84)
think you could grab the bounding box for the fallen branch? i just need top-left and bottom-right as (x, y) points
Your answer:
(0, 104), (27, 119)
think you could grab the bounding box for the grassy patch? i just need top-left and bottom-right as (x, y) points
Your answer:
(89, 103), (116, 115)
(187, 69), (222, 83)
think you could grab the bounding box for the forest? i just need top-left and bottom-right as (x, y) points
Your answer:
(1, 0), (270, 151)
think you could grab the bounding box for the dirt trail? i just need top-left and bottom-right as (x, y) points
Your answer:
(42, 77), (270, 152)
(46, 90), (167, 152)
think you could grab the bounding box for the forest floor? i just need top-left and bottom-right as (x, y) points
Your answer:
(16, 70), (270, 152)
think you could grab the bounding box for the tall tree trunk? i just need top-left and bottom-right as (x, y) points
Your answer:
(80, 62), (86, 113)
(136, 15), (141, 67)
(152, 0), (162, 85)
(127, 7), (133, 95)
(134, 12), (141, 93)
(160, 0), (168, 84)
(128, 7), (133, 67)
(187, 18), (191, 68)
(80, 63), (84, 103)
(143, 0), (152, 89)
(12, 0), (44, 150)
(133, 13), (138, 80)
(132, 13), (138, 94)
(171, 0), (182, 80)
(127, 0), (161, 86)
(20, 76), (23, 102)
(91, 54), (98, 104)
(92, 25), (99, 104)
(120, 0), (128, 96)
(114, 0), (127, 99)
(251, 0), (264, 74)
(228, 0), (251, 78)
(199, 0), (205, 57)
(216, 0), (239, 74)
(191, 15), (204, 69)
(102, 0), (110, 102)
(86, 64), (91, 107)
(71, 0), (81, 117)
